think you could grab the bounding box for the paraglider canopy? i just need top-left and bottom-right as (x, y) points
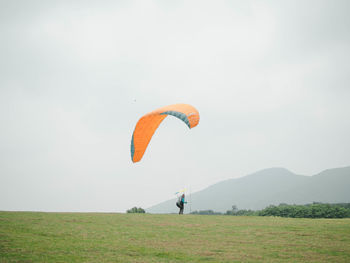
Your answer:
(130, 103), (200, 163)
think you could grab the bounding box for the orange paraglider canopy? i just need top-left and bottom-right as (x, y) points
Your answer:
(131, 104), (200, 163)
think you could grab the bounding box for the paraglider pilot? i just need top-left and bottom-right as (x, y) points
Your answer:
(176, 194), (187, 214)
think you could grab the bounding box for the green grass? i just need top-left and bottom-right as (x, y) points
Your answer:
(1, 212), (350, 262)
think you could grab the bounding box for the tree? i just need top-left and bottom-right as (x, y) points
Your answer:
(126, 207), (145, 213)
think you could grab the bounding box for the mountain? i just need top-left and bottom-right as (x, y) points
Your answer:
(146, 166), (350, 213)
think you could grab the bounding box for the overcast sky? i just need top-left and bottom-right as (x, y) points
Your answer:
(1, 0), (349, 212)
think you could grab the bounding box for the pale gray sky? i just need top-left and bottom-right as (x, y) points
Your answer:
(1, 0), (349, 212)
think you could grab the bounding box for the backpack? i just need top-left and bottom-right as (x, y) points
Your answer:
(176, 196), (182, 207)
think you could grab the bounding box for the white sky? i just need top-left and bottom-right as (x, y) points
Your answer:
(1, 0), (349, 212)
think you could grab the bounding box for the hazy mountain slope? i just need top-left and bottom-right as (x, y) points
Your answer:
(302, 167), (350, 202)
(146, 166), (350, 213)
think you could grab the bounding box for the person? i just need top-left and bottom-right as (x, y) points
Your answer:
(176, 194), (187, 214)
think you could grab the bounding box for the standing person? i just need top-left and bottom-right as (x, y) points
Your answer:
(176, 194), (187, 214)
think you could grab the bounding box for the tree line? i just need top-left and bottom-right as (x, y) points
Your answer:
(190, 203), (350, 218)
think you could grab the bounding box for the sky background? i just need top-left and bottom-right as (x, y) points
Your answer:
(1, 0), (349, 212)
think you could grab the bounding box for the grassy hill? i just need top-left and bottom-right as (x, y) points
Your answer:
(147, 166), (350, 213)
(1, 211), (350, 262)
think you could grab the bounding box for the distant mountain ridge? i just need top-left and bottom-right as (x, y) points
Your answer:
(146, 166), (350, 213)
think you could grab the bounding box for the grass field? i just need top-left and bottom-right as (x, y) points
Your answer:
(1, 212), (350, 262)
